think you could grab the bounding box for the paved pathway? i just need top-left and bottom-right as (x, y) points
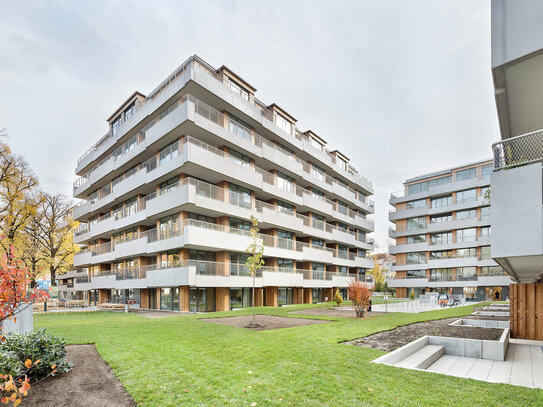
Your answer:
(426, 340), (543, 389)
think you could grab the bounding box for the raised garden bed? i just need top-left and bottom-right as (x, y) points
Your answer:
(290, 307), (383, 318)
(450, 318), (509, 329)
(202, 314), (332, 330)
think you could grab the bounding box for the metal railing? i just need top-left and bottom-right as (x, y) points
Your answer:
(493, 128), (543, 170)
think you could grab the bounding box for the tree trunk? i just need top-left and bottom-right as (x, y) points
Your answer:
(50, 265), (56, 286)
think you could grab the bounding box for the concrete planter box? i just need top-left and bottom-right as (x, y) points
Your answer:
(428, 329), (509, 361)
(471, 311), (510, 317)
(449, 318), (510, 329)
(372, 336), (430, 366)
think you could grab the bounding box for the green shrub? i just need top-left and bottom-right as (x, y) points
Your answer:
(0, 329), (71, 382)
(334, 289), (343, 306)
(409, 289), (416, 300)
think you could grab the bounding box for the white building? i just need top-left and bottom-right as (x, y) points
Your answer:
(68, 55), (375, 311)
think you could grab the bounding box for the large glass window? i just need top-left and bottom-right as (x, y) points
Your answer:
(407, 216), (426, 230)
(159, 141), (179, 166)
(278, 258), (294, 269)
(480, 246), (491, 260)
(277, 172), (294, 193)
(229, 183), (252, 209)
(230, 217), (251, 232)
(455, 168), (476, 181)
(188, 212), (215, 223)
(481, 206), (491, 220)
(159, 214), (179, 239)
(227, 113), (252, 141)
(430, 213), (452, 223)
(481, 226), (491, 236)
(430, 268), (453, 282)
(456, 209), (476, 220)
(430, 250), (453, 259)
(406, 252), (426, 264)
(407, 176), (452, 194)
(406, 269), (427, 278)
(230, 253), (250, 276)
(277, 200), (293, 213)
(275, 114), (292, 135)
(311, 163), (325, 181)
(312, 213), (325, 229)
(457, 247), (477, 258)
(229, 148), (251, 168)
(457, 267), (477, 281)
(482, 165), (493, 180)
(160, 250), (180, 267)
(456, 189), (476, 204)
(431, 232), (452, 245)
(407, 199), (426, 209)
(407, 234), (426, 244)
(431, 195), (452, 208)
(456, 228), (476, 243)
(226, 78), (250, 101)
(160, 287), (179, 311)
(311, 188), (324, 200)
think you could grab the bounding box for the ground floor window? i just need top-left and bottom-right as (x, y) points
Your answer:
(312, 288), (324, 303)
(189, 288), (216, 312)
(464, 287), (476, 300)
(278, 287), (294, 306)
(160, 287), (179, 310)
(339, 288), (348, 301)
(230, 287), (252, 309)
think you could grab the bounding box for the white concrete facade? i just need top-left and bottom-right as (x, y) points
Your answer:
(389, 159), (512, 301)
(67, 55), (375, 310)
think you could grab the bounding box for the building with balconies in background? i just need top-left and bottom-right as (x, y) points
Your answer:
(68, 55), (375, 311)
(490, 0), (543, 339)
(388, 159), (513, 300)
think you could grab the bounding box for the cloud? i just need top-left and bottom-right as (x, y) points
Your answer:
(0, 0), (496, 250)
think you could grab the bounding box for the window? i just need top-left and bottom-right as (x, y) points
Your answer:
(456, 209), (476, 220)
(481, 266), (504, 276)
(159, 214), (179, 239)
(337, 157), (348, 172)
(277, 200), (293, 213)
(430, 268), (453, 282)
(159, 177), (178, 194)
(457, 267), (477, 281)
(311, 163), (325, 181)
(430, 250), (453, 259)
(312, 238), (324, 247)
(312, 213), (325, 229)
(312, 263), (325, 271)
(278, 258), (294, 269)
(274, 113), (292, 135)
(311, 188), (324, 200)
(406, 252), (426, 264)
(277, 229), (294, 249)
(230, 217), (251, 231)
(336, 201), (349, 215)
(407, 199), (426, 209)
(457, 247), (477, 258)
(481, 206), (491, 220)
(309, 137), (324, 151)
(431, 195), (452, 208)
(406, 270), (427, 278)
(455, 168), (477, 181)
(431, 232), (452, 245)
(407, 234), (426, 244)
(430, 213), (452, 223)
(481, 226), (491, 236)
(111, 116), (122, 136)
(230, 253), (250, 276)
(456, 189), (476, 204)
(188, 212), (215, 224)
(125, 197), (138, 217)
(227, 113), (252, 141)
(482, 165), (493, 180)
(123, 102), (136, 120)
(481, 186), (490, 201)
(189, 250), (215, 261)
(277, 172), (294, 193)
(229, 183), (252, 209)
(229, 148), (251, 168)
(160, 250), (180, 267)
(457, 228), (476, 243)
(226, 78), (249, 101)
(407, 216), (426, 230)
(160, 287), (179, 311)
(407, 176), (452, 194)
(159, 141), (179, 166)
(480, 246), (491, 260)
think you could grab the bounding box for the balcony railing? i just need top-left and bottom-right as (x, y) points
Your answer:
(492, 128), (543, 170)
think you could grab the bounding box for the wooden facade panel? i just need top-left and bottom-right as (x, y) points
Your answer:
(510, 282), (543, 340)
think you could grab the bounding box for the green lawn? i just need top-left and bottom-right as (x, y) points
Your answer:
(35, 303), (542, 406)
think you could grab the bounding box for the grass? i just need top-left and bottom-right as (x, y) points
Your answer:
(35, 302), (542, 406)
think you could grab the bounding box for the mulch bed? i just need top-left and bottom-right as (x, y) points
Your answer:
(202, 314), (332, 330)
(23, 344), (136, 407)
(290, 307), (384, 319)
(345, 317), (504, 352)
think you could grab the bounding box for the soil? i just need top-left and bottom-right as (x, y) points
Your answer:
(468, 315), (510, 321)
(202, 314), (332, 330)
(290, 307), (384, 319)
(23, 344), (136, 407)
(345, 317), (504, 351)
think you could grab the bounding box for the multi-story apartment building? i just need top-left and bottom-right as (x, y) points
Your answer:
(388, 159), (513, 301)
(491, 0), (543, 339)
(69, 55), (375, 312)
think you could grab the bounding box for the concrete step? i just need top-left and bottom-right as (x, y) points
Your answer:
(396, 345), (445, 369)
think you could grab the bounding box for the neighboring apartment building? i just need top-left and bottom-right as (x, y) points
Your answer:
(491, 0), (543, 339)
(388, 159), (513, 301)
(68, 55), (375, 312)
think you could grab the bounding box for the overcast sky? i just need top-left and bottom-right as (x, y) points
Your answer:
(0, 0), (497, 251)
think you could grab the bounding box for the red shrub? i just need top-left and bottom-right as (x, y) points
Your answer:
(348, 280), (372, 318)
